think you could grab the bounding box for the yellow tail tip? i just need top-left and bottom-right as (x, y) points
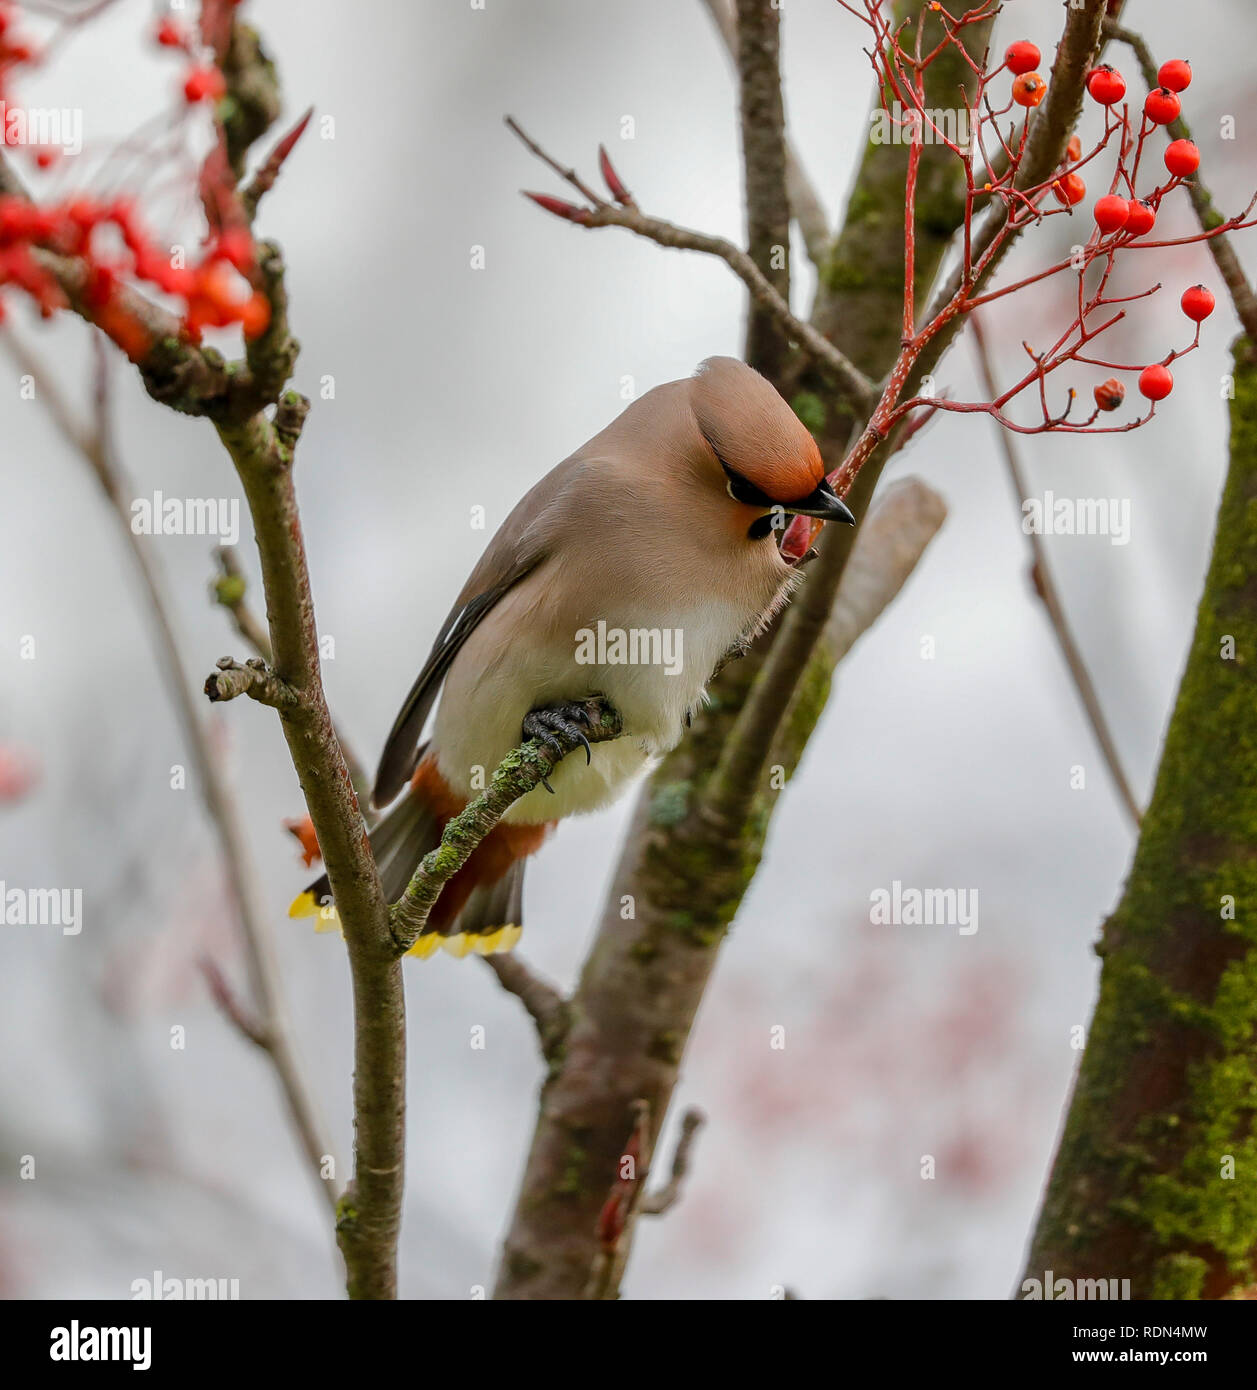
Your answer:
(290, 891), (341, 933)
(404, 924), (522, 960)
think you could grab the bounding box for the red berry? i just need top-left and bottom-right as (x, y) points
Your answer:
(182, 66), (226, 104)
(1138, 364), (1174, 401)
(1086, 65), (1126, 105)
(1164, 139), (1199, 177)
(1052, 172), (1087, 206)
(33, 147), (58, 169)
(155, 18), (186, 48)
(1180, 284), (1215, 322)
(1066, 134), (1082, 163)
(1005, 41), (1041, 76)
(1144, 87), (1181, 125)
(1124, 199), (1157, 236)
(1158, 59), (1192, 93)
(1094, 378), (1125, 412)
(1093, 194), (1130, 233)
(1012, 72), (1047, 108)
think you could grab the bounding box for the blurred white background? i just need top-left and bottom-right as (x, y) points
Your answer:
(1, 0), (1253, 1299)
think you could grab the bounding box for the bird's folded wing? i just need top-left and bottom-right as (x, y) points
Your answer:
(370, 456), (589, 807)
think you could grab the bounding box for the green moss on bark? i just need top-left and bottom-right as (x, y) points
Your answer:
(1027, 342), (1257, 1298)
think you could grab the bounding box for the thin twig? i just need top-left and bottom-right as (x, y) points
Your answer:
(213, 545), (274, 660)
(480, 955), (570, 1062)
(505, 117), (874, 409)
(698, 0), (830, 266)
(971, 314), (1142, 829)
(639, 1108), (706, 1215)
(212, 546), (376, 819)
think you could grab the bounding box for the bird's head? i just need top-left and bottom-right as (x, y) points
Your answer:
(689, 356), (855, 541)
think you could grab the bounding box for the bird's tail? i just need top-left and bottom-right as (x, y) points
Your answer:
(288, 764), (528, 959)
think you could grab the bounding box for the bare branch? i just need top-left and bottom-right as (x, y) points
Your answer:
(734, 0), (793, 377)
(211, 547), (376, 820)
(480, 955), (570, 1062)
(698, 0), (831, 265)
(200, 956), (269, 1049)
(972, 314), (1142, 829)
(213, 546), (275, 661)
(506, 117), (875, 410)
(639, 1108), (706, 1215)
(204, 655), (301, 709)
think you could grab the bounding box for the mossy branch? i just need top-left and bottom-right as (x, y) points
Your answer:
(1024, 341), (1257, 1299)
(390, 699), (624, 952)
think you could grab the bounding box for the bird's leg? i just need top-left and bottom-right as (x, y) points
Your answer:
(522, 700), (597, 793)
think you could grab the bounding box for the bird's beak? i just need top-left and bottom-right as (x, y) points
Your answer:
(784, 478), (856, 525)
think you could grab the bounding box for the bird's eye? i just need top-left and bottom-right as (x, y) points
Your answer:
(720, 461), (774, 508)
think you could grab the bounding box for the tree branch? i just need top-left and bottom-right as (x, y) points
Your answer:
(639, 1108), (705, 1215)
(734, 0), (793, 378)
(391, 699), (623, 953)
(698, 0), (830, 266)
(204, 655), (301, 709)
(971, 313), (1142, 830)
(480, 955), (570, 1064)
(210, 400), (402, 1300)
(506, 117), (875, 410)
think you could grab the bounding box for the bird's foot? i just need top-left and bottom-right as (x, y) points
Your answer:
(522, 700), (598, 793)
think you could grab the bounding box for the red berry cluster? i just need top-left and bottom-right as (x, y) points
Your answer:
(1072, 55), (1210, 403)
(1003, 41), (1046, 109)
(0, 194), (269, 353)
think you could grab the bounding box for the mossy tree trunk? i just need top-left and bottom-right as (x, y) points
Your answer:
(1025, 339), (1257, 1300)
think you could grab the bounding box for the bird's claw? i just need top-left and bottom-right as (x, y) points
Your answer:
(522, 701), (598, 780)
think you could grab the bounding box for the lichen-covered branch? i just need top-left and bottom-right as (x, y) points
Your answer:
(391, 699), (623, 952)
